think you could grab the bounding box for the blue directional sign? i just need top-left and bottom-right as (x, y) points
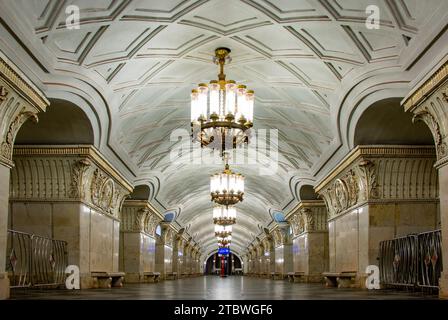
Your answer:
(218, 247), (230, 255)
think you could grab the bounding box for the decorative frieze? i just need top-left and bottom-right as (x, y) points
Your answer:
(121, 200), (163, 237)
(403, 63), (448, 167)
(286, 201), (327, 236)
(0, 53), (48, 111)
(10, 145), (133, 218)
(315, 146), (438, 220)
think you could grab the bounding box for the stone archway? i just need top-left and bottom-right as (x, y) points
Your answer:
(0, 53), (49, 299)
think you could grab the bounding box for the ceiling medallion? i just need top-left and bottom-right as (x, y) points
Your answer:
(191, 47), (254, 156)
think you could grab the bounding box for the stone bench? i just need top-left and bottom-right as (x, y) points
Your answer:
(143, 272), (160, 283)
(287, 272), (305, 283)
(270, 272), (284, 280)
(91, 272), (125, 288)
(165, 272), (178, 280)
(323, 271), (357, 288)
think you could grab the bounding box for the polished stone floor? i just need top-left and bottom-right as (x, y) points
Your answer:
(10, 276), (437, 300)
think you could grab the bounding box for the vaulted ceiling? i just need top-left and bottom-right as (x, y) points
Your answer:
(1, 0), (447, 255)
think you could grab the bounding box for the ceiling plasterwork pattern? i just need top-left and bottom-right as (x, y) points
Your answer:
(0, 0), (446, 253)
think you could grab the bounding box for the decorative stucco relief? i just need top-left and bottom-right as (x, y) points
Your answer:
(316, 146), (438, 220)
(287, 201), (327, 237)
(10, 146), (132, 218)
(403, 62), (448, 167)
(120, 201), (163, 237)
(0, 56), (49, 168)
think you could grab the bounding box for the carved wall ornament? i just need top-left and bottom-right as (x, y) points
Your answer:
(273, 229), (283, 247)
(90, 168), (120, 215)
(144, 212), (161, 236)
(300, 208), (315, 232)
(0, 85), (9, 103)
(334, 179), (348, 212)
(164, 228), (175, 247)
(356, 160), (379, 199)
(442, 91), (448, 103)
(10, 146), (132, 218)
(135, 208), (149, 232)
(319, 159), (378, 218)
(69, 159), (91, 199)
(1, 108), (38, 161)
(316, 146), (438, 220)
(412, 108), (447, 160)
(121, 207), (148, 233)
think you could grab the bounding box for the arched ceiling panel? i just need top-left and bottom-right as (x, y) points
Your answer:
(2, 0), (447, 254)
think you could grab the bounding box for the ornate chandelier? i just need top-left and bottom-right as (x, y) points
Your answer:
(215, 225), (232, 238)
(210, 162), (244, 206)
(217, 236), (232, 247)
(191, 47), (254, 155)
(213, 206), (236, 225)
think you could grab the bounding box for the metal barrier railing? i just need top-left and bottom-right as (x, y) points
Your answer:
(6, 230), (68, 288)
(379, 230), (442, 291)
(417, 230), (442, 289)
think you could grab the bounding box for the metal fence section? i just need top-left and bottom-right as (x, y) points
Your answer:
(418, 230), (442, 289)
(379, 235), (418, 288)
(379, 230), (442, 291)
(6, 230), (68, 288)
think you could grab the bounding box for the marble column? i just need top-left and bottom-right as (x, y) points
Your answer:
(0, 166), (10, 299)
(9, 146), (132, 288)
(176, 238), (185, 276)
(261, 237), (274, 277)
(403, 63), (448, 298)
(184, 243), (192, 276)
(0, 53), (49, 299)
(172, 236), (179, 276)
(246, 250), (253, 274)
(438, 165), (448, 297)
(155, 224), (175, 280)
(120, 200), (162, 282)
(316, 146), (439, 287)
(256, 244), (263, 276)
(287, 201), (328, 282)
(193, 249), (200, 275)
(271, 224), (293, 278)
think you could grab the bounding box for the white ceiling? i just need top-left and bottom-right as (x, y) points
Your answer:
(1, 0), (447, 254)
